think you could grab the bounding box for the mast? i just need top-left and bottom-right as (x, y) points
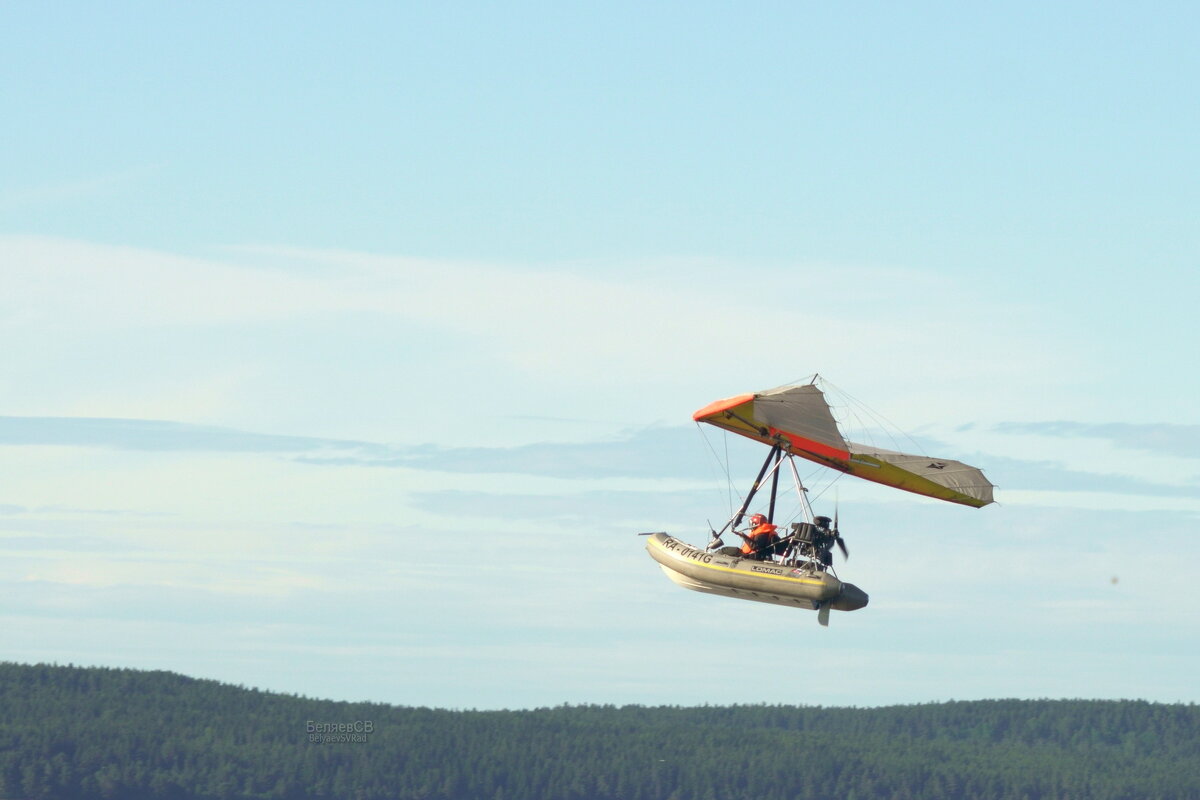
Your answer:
(767, 447), (781, 523)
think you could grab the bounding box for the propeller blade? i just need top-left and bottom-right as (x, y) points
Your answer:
(636, 531), (667, 536)
(832, 500), (846, 559)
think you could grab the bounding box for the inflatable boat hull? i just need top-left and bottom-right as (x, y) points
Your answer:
(646, 533), (868, 613)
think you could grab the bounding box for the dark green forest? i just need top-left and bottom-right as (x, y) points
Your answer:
(1, 662), (1197, 800)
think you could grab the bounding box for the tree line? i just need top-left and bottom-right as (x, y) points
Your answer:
(1, 662), (1197, 799)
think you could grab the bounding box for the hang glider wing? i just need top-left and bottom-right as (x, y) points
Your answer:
(693, 384), (994, 508)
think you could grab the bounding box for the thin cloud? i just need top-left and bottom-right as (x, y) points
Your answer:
(409, 488), (720, 526)
(0, 165), (163, 210)
(0, 416), (714, 479)
(980, 453), (1199, 498)
(0, 416), (379, 455)
(995, 421), (1200, 460)
(303, 425), (726, 480)
(1, 237), (1063, 409)
(5, 416), (1197, 503)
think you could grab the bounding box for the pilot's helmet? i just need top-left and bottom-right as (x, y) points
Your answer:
(814, 515), (832, 529)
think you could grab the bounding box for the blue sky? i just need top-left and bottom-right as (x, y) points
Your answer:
(2, 2), (1198, 708)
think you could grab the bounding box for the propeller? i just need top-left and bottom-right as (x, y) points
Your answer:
(832, 504), (848, 559)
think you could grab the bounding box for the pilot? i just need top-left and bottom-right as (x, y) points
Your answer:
(741, 513), (780, 560)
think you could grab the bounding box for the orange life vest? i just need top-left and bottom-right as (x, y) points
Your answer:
(741, 522), (779, 555)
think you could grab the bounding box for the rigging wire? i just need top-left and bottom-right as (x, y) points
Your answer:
(807, 470), (846, 507)
(724, 429), (733, 515)
(695, 421), (735, 517)
(818, 375), (930, 457)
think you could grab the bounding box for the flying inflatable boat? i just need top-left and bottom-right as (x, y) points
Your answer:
(644, 378), (995, 625)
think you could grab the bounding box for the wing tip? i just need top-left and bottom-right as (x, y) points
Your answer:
(692, 393), (756, 422)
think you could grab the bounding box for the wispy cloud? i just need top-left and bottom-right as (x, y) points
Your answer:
(21, 561), (332, 598)
(0, 165), (163, 210)
(0, 415), (727, 480)
(0, 416), (374, 455)
(0, 236), (1076, 427)
(5, 416), (1197, 504)
(981, 453), (1200, 498)
(409, 488), (721, 527)
(994, 421), (1200, 461)
(302, 425), (729, 480)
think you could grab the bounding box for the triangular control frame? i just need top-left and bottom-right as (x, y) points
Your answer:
(708, 445), (842, 572)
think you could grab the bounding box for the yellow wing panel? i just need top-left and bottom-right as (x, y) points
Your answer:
(844, 454), (991, 508)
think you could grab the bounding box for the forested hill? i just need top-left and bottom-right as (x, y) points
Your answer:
(1, 662), (1197, 800)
